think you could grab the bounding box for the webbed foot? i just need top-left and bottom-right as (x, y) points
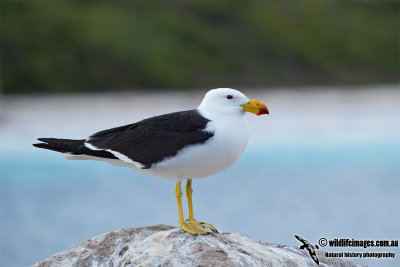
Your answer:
(180, 220), (218, 235)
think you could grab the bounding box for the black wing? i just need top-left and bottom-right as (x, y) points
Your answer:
(297, 235), (312, 247)
(33, 138), (118, 159)
(86, 109), (213, 169)
(295, 235), (306, 244)
(310, 252), (319, 265)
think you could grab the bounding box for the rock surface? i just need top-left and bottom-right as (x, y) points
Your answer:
(31, 225), (365, 267)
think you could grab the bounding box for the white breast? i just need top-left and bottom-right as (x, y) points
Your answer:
(146, 115), (250, 180)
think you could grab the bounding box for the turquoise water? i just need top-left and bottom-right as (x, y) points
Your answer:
(1, 141), (399, 267)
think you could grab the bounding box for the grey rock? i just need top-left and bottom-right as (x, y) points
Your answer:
(31, 224), (366, 267)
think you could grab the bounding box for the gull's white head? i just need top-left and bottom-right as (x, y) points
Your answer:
(198, 88), (269, 117)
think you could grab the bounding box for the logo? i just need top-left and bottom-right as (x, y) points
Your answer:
(295, 235), (320, 265)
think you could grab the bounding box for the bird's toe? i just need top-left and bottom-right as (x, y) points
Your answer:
(180, 222), (208, 235)
(198, 221), (218, 233)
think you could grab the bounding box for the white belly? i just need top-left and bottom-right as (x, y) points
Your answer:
(146, 117), (250, 180)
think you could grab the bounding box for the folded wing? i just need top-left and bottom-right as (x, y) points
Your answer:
(85, 109), (213, 169)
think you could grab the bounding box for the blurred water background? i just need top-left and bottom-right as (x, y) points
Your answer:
(1, 1), (399, 267)
(1, 87), (399, 267)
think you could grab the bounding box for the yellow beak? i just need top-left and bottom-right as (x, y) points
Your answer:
(240, 99), (269, 116)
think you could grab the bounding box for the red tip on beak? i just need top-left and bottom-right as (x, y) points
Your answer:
(257, 105), (269, 116)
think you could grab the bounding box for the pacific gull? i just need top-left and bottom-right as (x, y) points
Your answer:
(33, 88), (269, 235)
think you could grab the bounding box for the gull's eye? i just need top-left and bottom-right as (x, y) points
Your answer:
(226, 95), (234, 100)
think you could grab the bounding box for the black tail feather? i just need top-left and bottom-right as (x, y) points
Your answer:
(35, 138), (86, 153)
(33, 138), (117, 159)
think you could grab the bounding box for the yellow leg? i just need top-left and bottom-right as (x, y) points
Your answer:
(175, 180), (207, 235)
(175, 181), (185, 225)
(185, 179), (218, 233)
(186, 179), (195, 222)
